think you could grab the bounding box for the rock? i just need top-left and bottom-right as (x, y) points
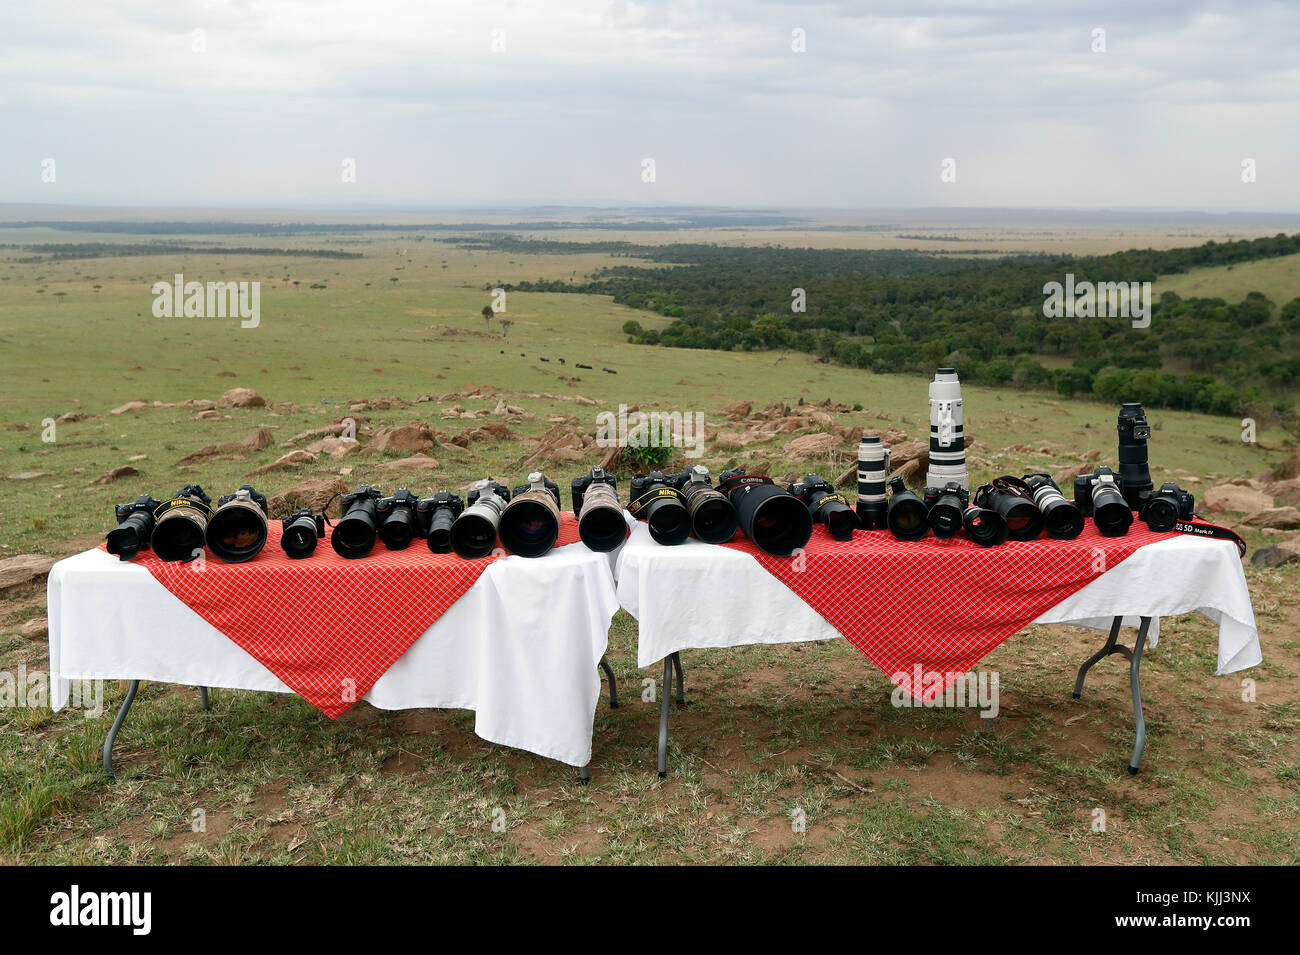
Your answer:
(379, 454), (441, 470)
(1241, 507), (1300, 530)
(305, 437), (360, 460)
(219, 387), (265, 408)
(20, 617), (48, 640)
(92, 466), (140, 484)
(55, 412), (87, 423)
(784, 432), (838, 459)
(713, 431), (749, 451)
(1203, 484), (1274, 514)
(1250, 546), (1298, 568)
(1053, 462), (1091, 487)
(0, 554), (57, 590)
(544, 446), (587, 464)
(1266, 477), (1300, 508)
(195, 409), (223, 420)
(721, 401), (751, 420)
(363, 423), (435, 455)
(247, 450), (316, 476)
(573, 396), (598, 406)
(110, 400), (147, 415)
(244, 427), (274, 450)
(8, 471), (49, 480)
(266, 479), (350, 519)
(889, 441), (929, 473)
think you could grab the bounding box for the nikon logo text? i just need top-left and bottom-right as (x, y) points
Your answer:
(1042, 273), (1150, 328)
(50, 885), (151, 935)
(152, 273), (260, 328)
(595, 404), (705, 459)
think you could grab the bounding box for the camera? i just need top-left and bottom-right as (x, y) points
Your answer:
(375, 488), (421, 550)
(281, 509), (325, 558)
(963, 502), (1008, 547)
(1137, 482), (1195, 532)
(856, 435), (891, 531)
(451, 479), (511, 559)
(106, 494), (162, 561)
(629, 470), (691, 546)
(572, 466), (627, 552)
(717, 467), (813, 557)
(926, 367), (967, 491)
(973, 477), (1044, 542)
(1117, 402), (1154, 510)
(790, 473), (858, 541)
(501, 472), (562, 558)
(151, 485), (213, 562)
(1074, 466), (1133, 537)
(332, 485), (383, 558)
(666, 465), (739, 544)
(206, 485), (270, 562)
(886, 475), (929, 541)
(924, 481), (968, 540)
(416, 491), (463, 553)
(1023, 473), (1084, 540)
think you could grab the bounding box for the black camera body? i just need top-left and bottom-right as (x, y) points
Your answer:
(375, 488), (422, 550)
(789, 473), (858, 541)
(467, 481), (511, 507)
(341, 485), (382, 512)
(1137, 482), (1195, 532)
(924, 482), (969, 540)
(572, 466), (618, 514)
(281, 508), (325, 558)
(416, 490), (464, 554)
(106, 494), (163, 560)
(1074, 466), (1133, 537)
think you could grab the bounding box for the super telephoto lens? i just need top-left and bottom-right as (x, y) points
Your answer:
(331, 487), (380, 559)
(926, 368), (968, 492)
(674, 466), (739, 544)
(719, 469), (813, 556)
(500, 472), (561, 558)
(1092, 493), (1134, 537)
(575, 478), (626, 552)
(151, 486), (213, 562)
(963, 505), (1008, 547)
(856, 435), (890, 531)
(886, 477), (929, 541)
(206, 486), (269, 563)
(1117, 402), (1154, 510)
(451, 480), (510, 559)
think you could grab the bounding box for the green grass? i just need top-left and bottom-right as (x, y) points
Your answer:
(0, 229), (1296, 864)
(1156, 251), (1300, 307)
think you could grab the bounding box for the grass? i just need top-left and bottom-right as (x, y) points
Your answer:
(0, 226), (1296, 864)
(1155, 251), (1300, 307)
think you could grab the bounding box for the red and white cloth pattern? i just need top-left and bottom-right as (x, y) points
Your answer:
(721, 520), (1180, 700)
(105, 514), (582, 718)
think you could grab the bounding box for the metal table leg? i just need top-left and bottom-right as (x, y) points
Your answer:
(103, 679), (140, 778)
(671, 652), (685, 705)
(578, 764), (589, 785)
(200, 686), (210, 711)
(1071, 615), (1152, 774)
(599, 655), (619, 708)
(657, 656), (672, 778)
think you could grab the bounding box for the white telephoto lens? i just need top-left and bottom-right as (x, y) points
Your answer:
(927, 367), (967, 490)
(857, 436), (890, 503)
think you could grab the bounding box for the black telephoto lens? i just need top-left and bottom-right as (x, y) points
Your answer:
(1023, 473), (1084, 541)
(718, 469), (814, 556)
(629, 472), (692, 546)
(332, 486), (380, 558)
(1093, 494), (1134, 537)
(427, 508), (457, 552)
(886, 476), (929, 542)
(377, 489), (420, 550)
(973, 478), (1044, 542)
(151, 485), (213, 562)
(106, 494), (161, 561)
(1117, 402), (1154, 510)
(963, 504), (1008, 547)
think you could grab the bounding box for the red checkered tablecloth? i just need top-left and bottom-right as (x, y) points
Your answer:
(721, 519), (1180, 700)
(104, 513), (582, 718)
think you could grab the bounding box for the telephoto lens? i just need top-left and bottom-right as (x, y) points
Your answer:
(451, 479), (511, 559)
(973, 477), (1044, 542)
(924, 481), (968, 539)
(628, 471), (692, 546)
(151, 485), (213, 562)
(572, 466), (627, 552)
(206, 485), (270, 562)
(665, 465), (739, 544)
(1023, 473), (1085, 540)
(281, 508), (325, 558)
(416, 490), (463, 553)
(1116, 402), (1154, 510)
(331, 485), (383, 558)
(885, 475), (929, 541)
(856, 435), (891, 530)
(1137, 482), (1195, 532)
(926, 368), (968, 491)
(789, 473), (858, 542)
(963, 503), (1008, 547)
(106, 494), (162, 561)
(717, 468), (814, 556)
(1073, 466), (1133, 537)
(375, 488), (421, 550)
(501, 472), (562, 558)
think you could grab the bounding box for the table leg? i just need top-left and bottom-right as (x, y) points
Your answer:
(102, 679), (140, 779)
(1070, 615), (1152, 775)
(671, 651), (685, 705)
(599, 655), (619, 709)
(199, 686), (210, 711)
(578, 764), (589, 785)
(657, 656), (672, 778)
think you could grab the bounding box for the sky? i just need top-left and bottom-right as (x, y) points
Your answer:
(1, 0), (1297, 211)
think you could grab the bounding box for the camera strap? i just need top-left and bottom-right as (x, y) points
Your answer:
(627, 486), (686, 517)
(1171, 518), (1247, 557)
(719, 474), (774, 494)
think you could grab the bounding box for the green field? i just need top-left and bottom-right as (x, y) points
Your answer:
(1, 228), (1296, 865)
(1157, 251), (1300, 305)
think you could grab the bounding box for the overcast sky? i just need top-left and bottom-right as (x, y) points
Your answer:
(1, 0), (1297, 211)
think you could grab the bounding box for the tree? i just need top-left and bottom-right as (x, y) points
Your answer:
(499, 318), (513, 338)
(481, 305), (494, 329)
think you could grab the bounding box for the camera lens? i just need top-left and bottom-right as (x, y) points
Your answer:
(1025, 474), (1084, 541)
(748, 493), (813, 555)
(856, 435), (890, 531)
(151, 491), (212, 562)
(500, 498), (560, 557)
(927, 489), (965, 540)
(680, 478), (738, 544)
(426, 507), (457, 553)
(207, 504), (268, 562)
(646, 498), (691, 545)
(281, 514), (320, 558)
(378, 507), (417, 550)
(1142, 497), (1178, 533)
(1001, 500), (1043, 540)
(1091, 490), (1134, 538)
(963, 505), (1008, 547)
(577, 504), (627, 552)
(451, 513), (498, 558)
(887, 495), (929, 541)
(107, 510), (152, 561)
(332, 505), (377, 558)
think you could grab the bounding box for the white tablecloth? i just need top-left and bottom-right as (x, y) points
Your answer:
(49, 543), (621, 767)
(615, 523), (1261, 675)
